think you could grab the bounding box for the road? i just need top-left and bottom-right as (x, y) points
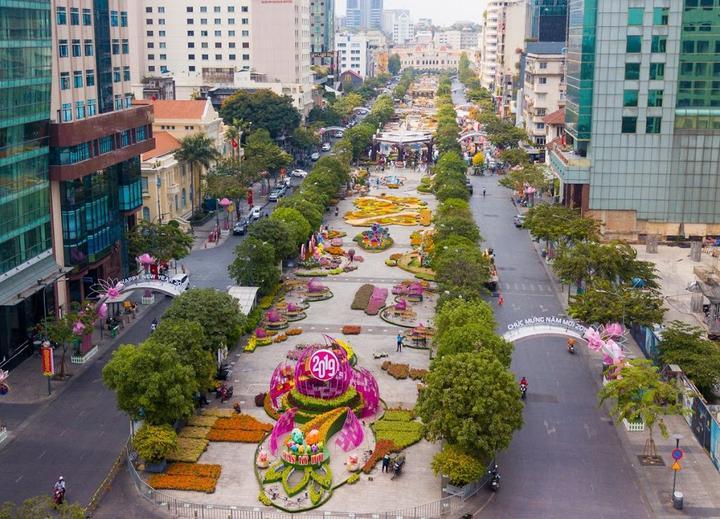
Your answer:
(454, 79), (651, 517)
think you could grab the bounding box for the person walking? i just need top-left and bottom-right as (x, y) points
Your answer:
(396, 333), (403, 352)
(382, 453), (391, 473)
(482, 187), (487, 197)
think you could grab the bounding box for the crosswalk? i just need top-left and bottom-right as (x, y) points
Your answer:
(499, 281), (557, 296)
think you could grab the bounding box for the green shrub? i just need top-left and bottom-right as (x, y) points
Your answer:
(430, 445), (487, 486)
(132, 423), (178, 462)
(372, 419), (423, 449)
(309, 464), (333, 490)
(281, 466), (311, 496)
(287, 387), (360, 412)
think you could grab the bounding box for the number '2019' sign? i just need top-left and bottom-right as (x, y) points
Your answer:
(310, 349), (339, 381)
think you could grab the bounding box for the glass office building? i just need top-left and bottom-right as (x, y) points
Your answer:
(551, 0), (720, 240)
(0, 0), (63, 368)
(530, 0), (568, 42)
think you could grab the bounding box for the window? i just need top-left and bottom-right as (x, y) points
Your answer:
(158, 7), (165, 13)
(242, 30), (249, 36)
(188, 30), (194, 36)
(112, 39), (120, 54)
(60, 72), (70, 90)
(626, 35), (642, 53)
(86, 70), (95, 86)
(146, 7), (153, 13)
(187, 18), (194, 24)
(158, 18), (165, 25)
(123, 66), (130, 81)
(215, 54), (222, 60)
(110, 10), (118, 26)
(214, 30), (222, 37)
(539, 62), (547, 69)
(228, 6), (235, 12)
(99, 135), (113, 153)
(70, 7), (79, 25)
(242, 18), (249, 24)
(646, 117), (662, 134)
(229, 54), (236, 60)
(141, 177), (149, 193)
(62, 103), (72, 122)
(202, 54), (209, 60)
(201, 18), (207, 24)
(214, 6), (221, 12)
(122, 39), (129, 54)
(653, 7), (669, 25)
(75, 101), (85, 120)
(114, 96), (123, 111)
(56, 7), (67, 25)
(147, 42), (155, 48)
(87, 99), (96, 116)
(649, 62), (665, 80)
(189, 65), (196, 71)
(651, 35), (667, 53)
(201, 30), (208, 36)
(113, 67), (121, 82)
(242, 54), (250, 60)
(73, 71), (83, 88)
(647, 89), (663, 107)
(624, 62), (640, 80)
(159, 54), (166, 60)
(623, 89), (638, 106)
(229, 42), (236, 48)
(82, 8), (92, 25)
(188, 42), (195, 48)
(535, 123), (545, 130)
(187, 6), (193, 12)
(160, 65), (168, 73)
(142, 207), (150, 221)
(147, 30), (154, 36)
(159, 42), (166, 48)
(84, 40), (93, 56)
(200, 6), (207, 12)
(58, 39), (68, 57)
(538, 77), (547, 84)
(120, 11), (128, 27)
(697, 40), (709, 53)
(621, 116), (637, 133)
(215, 42), (222, 48)
(148, 53), (155, 60)
(70, 39), (80, 57)
(188, 53), (195, 60)
(214, 18), (221, 24)
(242, 6), (248, 12)
(159, 31), (165, 37)
(628, 7), (643, 25)
(125, 95), (132, 108)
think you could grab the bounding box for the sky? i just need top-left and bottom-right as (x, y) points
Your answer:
(335, 0), (486, 27)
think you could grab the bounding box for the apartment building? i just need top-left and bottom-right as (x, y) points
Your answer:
(49, 0), (155, 304)
(310, 0), (335, 67)
(129, 0), (314, 114)
(494, 0), (528, 117)
(0, 1), (64, 369)
(549, 0), (720, 240)
(336, 32), (370, 78)
(382, 9), (412, 45)
(479, 2), (500, 89)
(529, 0), (568, 42)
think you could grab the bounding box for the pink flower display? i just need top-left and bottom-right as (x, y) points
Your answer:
(137, 253), (155, 266)
(72, 321), (85, 336)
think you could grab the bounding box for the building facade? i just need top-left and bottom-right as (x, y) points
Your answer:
(0, 0), (63, 369)
(494, 0), (528, 117)
(551, 0), (720, 240)
(50, 0), (155, 303)
(479, 1), (500, 89)
(345, 0), (382, 30)
(395, 44), (462, 73)
(335, 31), (369, 78)
(529, 0), (568, 42)
(310, 0), (335, 67)
(382, 9), (412, 45)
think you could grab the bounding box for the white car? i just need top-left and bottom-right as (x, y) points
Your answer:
(321, 142), (331, 152)
(310, 152), (320, 161)
(291, 169), (308, 178)
(250, 206), (262, 220)
(170, 273), (190, 291)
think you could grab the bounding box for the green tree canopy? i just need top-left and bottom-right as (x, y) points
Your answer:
(248, 218), (294, 261)
(568, 280), (665, 327)
(308, 105), (342, 127)
(290, 127), (320, 153)
(388, 53), (402, 75)
(270, 207), (312, 250)
(128, 220), (193, 263)
(277, 198), (324, 230)
(435, 215), (481, 244)
(498, 148), (530, 166)
(342, 123), (375, 161)
(524, 205), (599, 244)
(220, 89), (301, 138)
(205, 157), (256, 200)
(436, 182), (470, 202)
(164, 288), (246, 349)
(435, 198), (472, 221)
(103, 340), (196, 425)
(0, 496), (86, 519)
(333, 92), (364, 119)
(243, 129), (293, 179)
(498, 164), (549, 192)
(659, 321), (720, 399)
(228, 237), (281, 296)
(431, 444), (487, 487)
(147, 319), (214, 393)
(417, 351), (523, 455)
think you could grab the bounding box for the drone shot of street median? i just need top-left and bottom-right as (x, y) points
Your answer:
(1, 1), (720, 518)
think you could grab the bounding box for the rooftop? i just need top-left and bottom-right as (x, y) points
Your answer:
(543, 108), (565, 125)
(141, 131), (181, 161)
(526, 41), (566, 55)
(134, 99), (210, 120)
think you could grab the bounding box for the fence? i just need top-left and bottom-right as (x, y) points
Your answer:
(125, 443), (464, 519)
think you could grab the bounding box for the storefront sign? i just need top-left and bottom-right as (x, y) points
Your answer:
(507, 316), (587, 335)
(309, 349), (339, 381)
(41, 345), (54, 376)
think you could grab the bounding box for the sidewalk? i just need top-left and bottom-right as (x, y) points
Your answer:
(521, 206), (720, 517)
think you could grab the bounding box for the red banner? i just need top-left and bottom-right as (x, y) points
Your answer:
(247, 189), (254, 207)
(41, 346), (54, 376)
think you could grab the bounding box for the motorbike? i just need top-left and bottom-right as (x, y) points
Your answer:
(520, 384), (527, 400)
(53, 488), (65, 506)
(488, 464), (500, 491)
(567, 344), (575, 354)
(216, 383), (233, 403)
(391, 453), (405, 480)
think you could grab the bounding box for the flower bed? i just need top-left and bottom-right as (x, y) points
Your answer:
(287, 387), (359, 413)
(213, 415), (273, 432)
(409, 368), (429, 381)
(207, 429), (266, 443)
(326, 246), (345, 256)
(342, 325), (361, 335)
(383, 408), (414, 421)
(187, 415), (218, 427)
(244, 336), (258, 352)
(178, 426), (211, 439)
(351, 284), (374, 310)
(365, 287), (388, 315)
(166, 437), (209, 463)
(286, 328), (303, 336)
(207, 414), (273, 443)
(372, 419), (423, 449)
(273, 333), (288, 343)
(148, 474), (218, 493)
(362, 439), (399, 474)
(202, 408), (234, 417)
(167, 463), (222, 479)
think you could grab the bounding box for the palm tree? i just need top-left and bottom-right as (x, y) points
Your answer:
(174, 133), (220, 217)
(224, 118), (252, 159)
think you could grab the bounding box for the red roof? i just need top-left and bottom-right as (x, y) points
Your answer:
(543, 108), (565, 125)
(141, 131), (181, 161)
(134, 99), (208, 120)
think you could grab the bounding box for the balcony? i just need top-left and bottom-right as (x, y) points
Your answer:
(547, 143), (591, 184)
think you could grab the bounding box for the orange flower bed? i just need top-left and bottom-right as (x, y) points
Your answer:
(212, 415), (273, 432)
(148, 474), (218, 493)
(166, 463), (221, 479)
(342, 325), (361, 335)
(362, 439), (400, 474)
(273, 334), (288, 343)
(286, 328), (303, 336)
(326, 246), (345, 256)
(206, 428), (266, 443)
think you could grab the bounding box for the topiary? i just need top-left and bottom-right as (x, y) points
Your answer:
(132, 423), (178, 463)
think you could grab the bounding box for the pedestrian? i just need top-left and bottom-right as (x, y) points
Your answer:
(382, 453), (390, 473)
(396, 333), (403, 352)
(482, 187), (486, 197)
(498, 294), (504, 306)
(335, 207), (339, 217)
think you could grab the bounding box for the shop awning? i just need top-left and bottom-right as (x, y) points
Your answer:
(0, 255), (70, 307)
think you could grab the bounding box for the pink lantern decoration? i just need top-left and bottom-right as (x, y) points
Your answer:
(335, 409), (364, 452)
(605, 322), (624, 337)
(270, 408), (297, 455)
(219, 197), (232, 207)
(98, 303), (108, 320)
(138, 253), (155, 266)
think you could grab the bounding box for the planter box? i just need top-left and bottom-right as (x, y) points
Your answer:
(71, 345), (98, 364)
(623, 419), (645, 432)
(144, 459), (167, 473)
(142, 294), (155, 305)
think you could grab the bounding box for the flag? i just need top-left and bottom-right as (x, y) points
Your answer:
(231, 138), (238, 149)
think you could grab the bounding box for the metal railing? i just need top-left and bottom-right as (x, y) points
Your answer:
(125, 443), (463, 519)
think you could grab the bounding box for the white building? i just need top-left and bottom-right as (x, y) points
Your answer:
(493, 0), (527, 116)
(479, 1), (501, 89)
(128, 0), (313, 114)
(335, 31), (370, 78)
(414, 30), (433, 45)
(434, 30), (462, 50)
(382, 9), (412, 45)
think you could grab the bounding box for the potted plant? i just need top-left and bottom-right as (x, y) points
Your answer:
(132, 423), (178, 473)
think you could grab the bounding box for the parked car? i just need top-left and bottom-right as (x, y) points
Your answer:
(291, 169), (308, 178)
(321, 142), (331, 152)
(514, 214), (526, 228)
(170, 273), (190, 291)
(233, 220), (248, 235)
(250, 206), (262, 220)
(268, 190), (281, 202)
(283, 176), (292, 187)
(465, 179), (473, 194)
(310, 152), (320, 161)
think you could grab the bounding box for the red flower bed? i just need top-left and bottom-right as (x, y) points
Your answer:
(206, 429), (266, 443)
(342, 325), (361, 335)
(166, 463), (221, 479)
(148, 474), (218, 493)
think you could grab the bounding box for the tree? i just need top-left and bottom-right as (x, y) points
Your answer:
(42, 302), (97, 379)
(333, 92), (364, 119)
(308, 105), (342, 127)
(568, 280), (666, 327)
(436, 182), (469, 202)
(224, 118), (252, 159)
(163, 288), (246, 349)
(498, 148), (530, 166)
(277, 198), (324, 230)
(471, 152), (484, 168)
(431, 445), (487, 487)
(220, 89), (301, 138)
(243, 129), (293, 183)
(524, 205), (599, 245)
(228, 237), (280, 296)
(659, 321), (720, 399)
(270, 207), (311, 250)
(486, 122), (528, 149)
(290, 127), (320, 154)
(103, 340), (196, 424)
(174, 133), (220, 216)
(388, 54), (402, 75)
(132, 423), (178, 463)
(128, 220), (193, 263)
(148, 319), (214, 392)
(599, 359), (687, 458)
(248, 218), (294, 261)
(342, 123), (375, 162)
(417, 351), (523, 455)
(0, 496), (85, 519)
(434, 151), (467, 178)
(498, 163), (549, 192)
(435, 215), (481, 244)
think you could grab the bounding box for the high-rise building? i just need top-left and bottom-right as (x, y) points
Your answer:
(310, 0), (335, 66)
(335, 31), (370, 78)
(345, 0), (382, 30)
(0, 1), (65, 369)
(494, 0), (527, 116)
(549, 1), (720, 240)
(479, 1), (501, 89)
(382, 9), (412, 45)
(529, 0), (568, 42)
(49, 0), (155, 303)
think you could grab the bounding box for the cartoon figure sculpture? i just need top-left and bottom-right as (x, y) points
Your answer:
(256, 448), (270, 468)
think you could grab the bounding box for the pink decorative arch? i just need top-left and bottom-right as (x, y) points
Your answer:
(353, 368), (380, 418)
(270, 408), (297, 455)
(335, 409), (364, 452)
